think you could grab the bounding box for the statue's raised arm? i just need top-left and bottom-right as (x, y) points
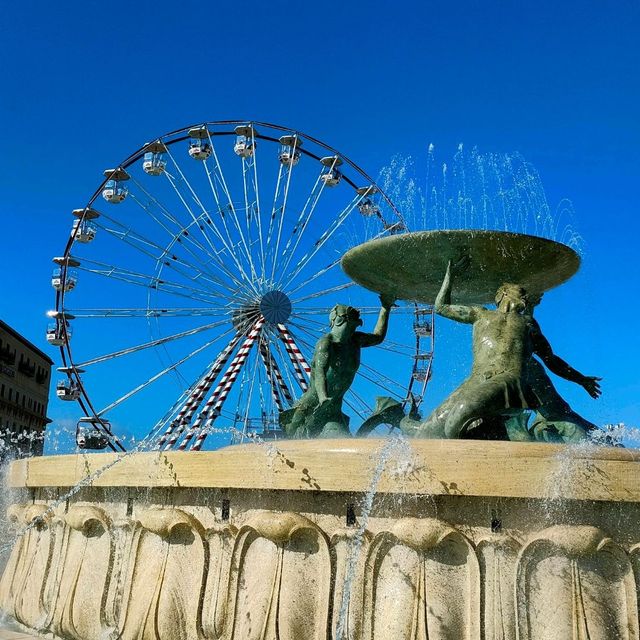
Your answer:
(356, 294), (395, 347)
(434, 258), (482, 324)
(529, 318), (602, 399)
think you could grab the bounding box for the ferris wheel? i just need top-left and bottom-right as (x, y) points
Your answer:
(48, 121), (436, 452)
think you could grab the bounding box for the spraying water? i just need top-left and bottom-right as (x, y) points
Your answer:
(378, 144), (584, 253)
(335, 433), (414, 640)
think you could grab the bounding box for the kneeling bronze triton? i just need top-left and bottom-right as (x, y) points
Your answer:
(341, 230), (601, 442)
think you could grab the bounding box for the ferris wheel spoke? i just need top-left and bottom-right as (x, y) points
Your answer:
(237, 341), (263, 440)
(145, 378), (204, 446)
(286, 257), (341, 298)
(373, 340), (418, 357)
(269, 137), (299, 283)
(94, 212), (237, 298)
(274, 170), (325, 280)
(239, 159), (260, 282)
(286, 226), (390, 299)
(204, 132), (259, 282)
(96, 332), (224, 418)
(75, 318), (231, 368)
(66, 307), (232, 319)
(127, 175), (194, 233)
(344, 388), (372, 419)
(276, 157), (342, 280)
(162, 148), (258, 294)
(359, 362), (408, 394)
(162, 167), (253, 291)
(76, 259), (222, 305)
(164, 146), (228, 249)
(247, 128), (266, 280)
(291, 282), (356, 305)
(126, 182), (250, 294)
(265, 162), (286, 263)
(283, 323), (321, 349)
(255, 333), (278, 412)
(287, 315), (327, 334)
(127, 184), (220, 267)
(269, 331), (305, 401)
(189, 319), (265, 450)
(280, 193), (363, 292)
(200, 155), (258, 285)
(356, 368), (404, 399)
(159, 331), (245, 450)
(258, 335), (291, 411)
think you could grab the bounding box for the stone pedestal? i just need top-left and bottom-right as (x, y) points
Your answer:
(1, 439), (639, 639)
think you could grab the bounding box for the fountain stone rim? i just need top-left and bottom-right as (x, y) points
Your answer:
(8, 440), (640, 503)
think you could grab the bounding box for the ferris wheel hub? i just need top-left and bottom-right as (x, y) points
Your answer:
(232, 290), (292, 332)
(259, 290), (292, 324)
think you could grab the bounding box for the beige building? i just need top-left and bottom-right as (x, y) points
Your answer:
(0, 319), (52, 459)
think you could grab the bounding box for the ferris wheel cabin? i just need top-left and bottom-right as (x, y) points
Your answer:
(142, 140), (168, 175)
(278, 135), (302, 166)
(188, 126), (213, 160)
(71, 209), (98, 243)
(56, 379), (81, 401)
(320, 156), (343, 187)
(45, 311), (74, 347)
(356, 186), (381, 217)
(101, 168), (130, 203)
(234, 125), (257, 158)
(76, 417), (111, 450)
(56, 366), (83, 401)
(51, 256), (80, 293)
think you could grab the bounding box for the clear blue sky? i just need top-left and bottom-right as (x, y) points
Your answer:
(1, 0), (638, 447)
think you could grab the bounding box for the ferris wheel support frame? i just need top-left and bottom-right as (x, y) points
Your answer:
(188, 317), (266, 451)
(154, 331), (245, 450)
(54, 120), (437, 451)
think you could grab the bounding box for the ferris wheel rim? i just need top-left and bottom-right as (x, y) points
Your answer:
(76, 120), (404, 221)
(52, 119), (431, 452)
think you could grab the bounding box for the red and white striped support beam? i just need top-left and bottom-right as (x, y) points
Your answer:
(155, 332), (244, 450)
(189, 318), (266, 451)
(258, 340), (293, 411)
(276, 323), (310, 392)
(172, 329), (259, 452)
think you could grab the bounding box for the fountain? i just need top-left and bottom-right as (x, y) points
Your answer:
(1, 128), (638, 639)
(1, 226), (639, 639)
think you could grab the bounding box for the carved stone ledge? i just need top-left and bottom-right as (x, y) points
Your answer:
(2, 440), (640, 639)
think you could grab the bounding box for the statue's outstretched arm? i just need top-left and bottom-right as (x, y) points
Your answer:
(358, 295), (394, 347)
(531, 320), (602, 398)
(434, 259), (479, 324)
(313, 338), (331, 403)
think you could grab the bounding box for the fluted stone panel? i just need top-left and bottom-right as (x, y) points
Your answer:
(2, 441), (640, 639)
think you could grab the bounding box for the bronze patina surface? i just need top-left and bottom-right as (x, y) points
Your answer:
(341, 230), (580, 304)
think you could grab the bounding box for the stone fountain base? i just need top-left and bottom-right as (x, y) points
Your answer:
(1, 439), (640, 639)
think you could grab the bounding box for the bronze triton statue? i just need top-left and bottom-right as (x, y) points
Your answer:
(397, 259), (601, 441)
(341, 230), (602, 443)
(279, 295), (394, 438)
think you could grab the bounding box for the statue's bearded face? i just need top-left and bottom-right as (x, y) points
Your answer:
(495, 284), (528, 314)
(330, 305), (362, 333)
